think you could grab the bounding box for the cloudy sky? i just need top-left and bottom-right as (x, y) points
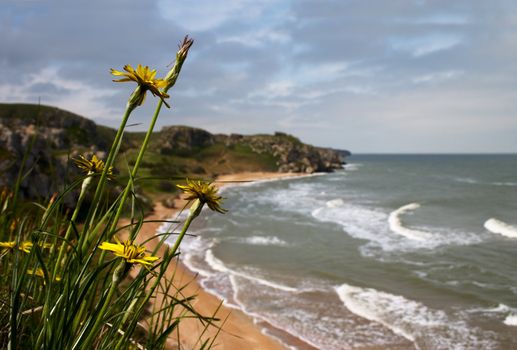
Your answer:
(1, 0), (516, 153)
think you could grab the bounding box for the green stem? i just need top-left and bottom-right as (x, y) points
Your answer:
(169, 200), (201, 256)
(128, 202), (201, 332)
(78, 261), (124, 350)
(53, 175), (92, 278)
(80, 103), (135, 253)
(108, 98), (165, 239)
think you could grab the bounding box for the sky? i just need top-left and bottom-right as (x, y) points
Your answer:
(1, 0), (516, 153)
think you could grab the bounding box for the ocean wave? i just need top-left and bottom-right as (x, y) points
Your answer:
(312, 201), (481, 257)
(484, 218), (517, 238)
(504, 314), (517, 326)
(326, 198), (345, 208)
(466, 303), (514, 314)
(343, 163), (363, 171)
(238, 235), (289, 246)
(388, 203), (432, 241)
(454, 177), (479, 184)
(465, 303), (517, 328)
(205, 249), (298, 292)
(335, 283), (498, 349)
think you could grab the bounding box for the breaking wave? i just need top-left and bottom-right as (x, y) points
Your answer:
(388, 203), (432, 241)
(335, 283), (497, 349)
(484, 218), (517, 238)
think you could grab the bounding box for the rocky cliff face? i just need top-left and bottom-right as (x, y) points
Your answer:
(220, 132), (346, 173)
(158, 125), (216, 155)
(0, 104), (114, 199)
(0, 104), (350, 201)
(158, 128), (348, 173)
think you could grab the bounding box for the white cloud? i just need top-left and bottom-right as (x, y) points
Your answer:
(217, 28), (290, 47)
(157, 0), (285, 31)
(389, 34), (463, 57)
(0, 66), (118, 120)
(412, 70), (463, 84)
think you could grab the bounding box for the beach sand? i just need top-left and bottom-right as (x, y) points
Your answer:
(130, 172), (314, 350)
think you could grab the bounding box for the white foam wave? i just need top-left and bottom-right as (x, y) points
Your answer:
(454, 177), (479, 184)
(240, 236), (289, 246)
(335, 284), (417, 341)
(312, 201), (481, 256)
(484, 218), (517, 238)
(467, 303), (512, 314)
(205, 250), (298, 292)
(326, 198), (345, 208)
(504, 314), (517, 326)
(465, 304), (517, 328)
(388, 203), (431, 241)
(335, 283), (497, 349)
(343, 163), (362, 171)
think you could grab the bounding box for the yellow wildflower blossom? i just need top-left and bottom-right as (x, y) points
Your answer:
(0, 241), (51, 253)
(73, 154), (114, 178)
(111, 64), (170, 108)
(177, 178), (227, 214)
(19, 241), (33, 253)
(99, 238), (159, 266)
(0, 241), (16, 250)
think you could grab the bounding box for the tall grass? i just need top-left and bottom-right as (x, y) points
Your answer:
(0, 36), (225, 349)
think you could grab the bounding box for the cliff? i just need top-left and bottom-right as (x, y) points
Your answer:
(0, 103), (349, 200)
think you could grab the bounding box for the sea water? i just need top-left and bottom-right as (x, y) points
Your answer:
(163, 154), (517, 349)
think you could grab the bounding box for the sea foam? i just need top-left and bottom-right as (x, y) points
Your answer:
(388, 203), (431, 241)
(334, 283), (497, 349)
(504, 314), (517, 326)
(484, 218), (517, 238)
(240, 236), (289, 246)
(205, 249), (298, 292)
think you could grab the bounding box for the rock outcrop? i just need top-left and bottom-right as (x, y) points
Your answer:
(157, 128), (347, 173)
(0, 104), (114, 200)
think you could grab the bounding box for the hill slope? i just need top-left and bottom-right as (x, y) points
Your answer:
(0, 103), (349, 200)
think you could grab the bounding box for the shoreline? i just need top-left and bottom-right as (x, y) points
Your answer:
(135, 172), (318, 350)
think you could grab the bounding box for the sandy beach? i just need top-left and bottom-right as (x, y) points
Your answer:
(132, 172), (311, 350)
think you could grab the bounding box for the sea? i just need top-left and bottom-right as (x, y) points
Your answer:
(164, 154), (517, 350)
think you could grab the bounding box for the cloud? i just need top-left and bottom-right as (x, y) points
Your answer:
(412, 70), (463, 84)
(1, 0), (517, 152)
(0, 66), (118, 120)
(388, 34), (463, 57)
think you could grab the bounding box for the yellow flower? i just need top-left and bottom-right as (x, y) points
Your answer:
(73, 154), (114, 178)
(19, 241), (33, 253)
(27, 268), (61, 282)
(177, 178), (227, 214)
(0, 241), (16, 250)
(99, 238), (159, 266)
(111, 64), (170, 108)
(0, 241), (52, 253)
